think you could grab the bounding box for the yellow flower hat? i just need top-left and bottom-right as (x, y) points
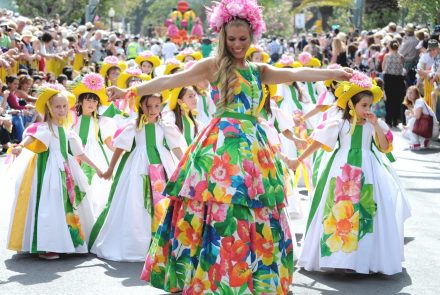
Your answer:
(163, 58), (184, 76)
(324, 64), (343, 88)
(274, 55), (302, 68)
(36, 84), (76, 115)
(168, 87), (183, 110)
(135, 51), (161, 68)
(116, 68), (151, 89)
(176, 49), (203, 62)
(246, 45), (270, 64)
(99, 56), (127, 77)
(334, 71), (383, 110)
(71, 73), (109, 106)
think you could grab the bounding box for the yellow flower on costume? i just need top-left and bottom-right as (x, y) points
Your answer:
(323, 200), (359, 253)
(212, 185), (232, 203)
(251, 142), (276, 178)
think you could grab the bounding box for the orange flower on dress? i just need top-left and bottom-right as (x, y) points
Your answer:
(176, 220), (201, 255)
(251, 142), (276, 178)
(255, 231), (274, 266)
(323, 200), (359, 253)
(230, 240), (250, 261)
(210, 153), (240, 186)
(229, 261), (252, 287)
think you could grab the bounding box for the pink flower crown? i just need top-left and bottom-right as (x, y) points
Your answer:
(82, 73), (104, 91)
(208, 0), (266, 39)
(166, 58), (182, 66)
(41, 82), (66, 91)
(103, 56), (119, 65)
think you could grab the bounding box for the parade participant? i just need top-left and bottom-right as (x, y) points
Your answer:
(298, 51), (325, 105)
(135, 51), (161, 78)
(288, 71), (411, 275)
(88, 93), (186, 262)
(163, 86), (200, 146)
(107, 0), (351, 292)
(99, 56), (127, 87)
(246, 44), (270, 63)
(7, 84), (99, 260)
(71, 73), (116, 214)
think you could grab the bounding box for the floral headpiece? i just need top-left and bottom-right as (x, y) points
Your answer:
(103, 56), (119, 66)
(335, 71), (383, 134)
(274, 55), (302, 68)
(70, 73), (109, 106)
(207, 0), (266, 39)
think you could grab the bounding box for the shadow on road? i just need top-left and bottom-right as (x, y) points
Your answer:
(293, 267), (412, 295)
(2, 253), (102, 286)
(95, 257), (145, 287)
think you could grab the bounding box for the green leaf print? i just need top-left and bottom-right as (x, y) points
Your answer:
(150, 266), (165, 288)
(217, 137), (244, 165)
(233, 206), (250, 221)
(80, 162), (96, 185)
(358, 206), (374, 240)
(254, 269), (277, 294)
(74, 186), (86, 206)
(323, 178), (337, 219)
(214, 218), (237, 237)
(68, 226), (84, 247)
(194, 146), (214, 175)
(360, 184), (376, 217)
(176, 256), (190, 288)
(218, 282), (235, 295)
(320, 233), (333, 257)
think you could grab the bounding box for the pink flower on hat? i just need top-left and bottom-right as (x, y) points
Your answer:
(103, 56), (119, 65)
(42, 82), (66, 91)
(83, 73), (104, 91)
(166, 58), (181, 66)
(278, 55), (295, 65)
(181, 48), (195, 55)
(350, 71), (372, 88)
(298, 52), (312, 65)
(139, 51), (154, 58)
(125, 68), (142, 76)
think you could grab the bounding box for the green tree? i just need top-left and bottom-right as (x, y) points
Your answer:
(398, 0), (440, 25)
(363, 0), (400, 29)
(15, 0), (88, 23)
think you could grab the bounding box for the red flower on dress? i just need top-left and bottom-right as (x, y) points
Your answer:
(210, 153), (240, 186)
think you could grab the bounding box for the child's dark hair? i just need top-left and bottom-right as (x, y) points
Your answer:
(341, 90), (373, 121)
(136, 94), (163, 127)
(262, 85), (272, 117)
(173, 87), (198, 135)
(57, 74), (68, 85)
(6, 75), (18, 84)
(75, 92), (101, 116)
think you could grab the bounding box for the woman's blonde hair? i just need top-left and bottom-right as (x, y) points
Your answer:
(403, 85), (420, 108)
(215, 19), (252, 113)
(332, 38), (346, 56)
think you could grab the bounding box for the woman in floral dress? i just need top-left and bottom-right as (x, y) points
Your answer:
(107, 0), (351, 292)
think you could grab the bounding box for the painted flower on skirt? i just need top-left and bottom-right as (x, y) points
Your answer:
(210, 153), (240, 186)
(190, 276), (210, 295)
(176, 220), (201, 255)
(243, 159), (264, 199)
(323, 200), (359, 253)
(335, 163), (362, 203)
(251, 142), (276, 178)
(208, 264), (222, 291)
(254, 225), (274, 265)
(229, 261), (252, 287)
(211, 202), (228, 222)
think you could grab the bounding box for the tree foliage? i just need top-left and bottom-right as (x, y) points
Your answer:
(16, 0), (88, 23)
(398, 0), (440, 25)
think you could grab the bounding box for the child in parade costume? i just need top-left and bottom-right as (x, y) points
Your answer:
(99, 56), (127, 87)
(107, 0), (351, 292)
(176, 48), (203, 63)
(161, 58), (184, 101)
(88, 93), (186, 262)
(297, 51), (327, 106)
(246, 44), (270, 64)
(135, 51), (161, 78)
(287, 71), (411, 275)
(71, 73), (116, 215)
(7, 84), (101, 260)
(162, 86), (200, 146)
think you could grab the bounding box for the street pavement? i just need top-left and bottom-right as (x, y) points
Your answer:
(0, 129), (439, 295)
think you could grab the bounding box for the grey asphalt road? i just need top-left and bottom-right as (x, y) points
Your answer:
(1, 129), (439, 295)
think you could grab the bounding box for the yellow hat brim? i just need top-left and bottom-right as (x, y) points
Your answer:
(135, 55), (161, 68)
(274, 61), (302, 68)
(163, 63), (183, 76)
(246, 47), (270, 64)
(134, 93), (163, 112)
(116, 72), (151, 89)
(168, 87), (183, 110)
(72, 85), (109, 106)
(99, 61), (127, 77)
(176, 51), (203, 62)
(335, 83), (383, 109)
(305, 58), (321, 67)
(36, 89), (76, 115)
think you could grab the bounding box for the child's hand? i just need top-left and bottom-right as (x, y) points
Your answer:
(365, 111), (378, 125)
(102, 167), (114, 180)
(287, 158), (300, 171)
(95, 168), (104, 178)
(11, 144), (23, 156)
(106, 86), (129, 102)
(294, 137), (308, 150)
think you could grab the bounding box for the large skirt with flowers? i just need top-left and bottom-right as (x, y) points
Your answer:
(141, 116), (294, 294)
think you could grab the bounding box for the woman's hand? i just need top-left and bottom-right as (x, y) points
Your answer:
(287, 158), (300, 171)
(11, 144), (23, 156)
(294, 137), (308, 150)
(106, 86), (129, 102)
(333, 67), (353, 81)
